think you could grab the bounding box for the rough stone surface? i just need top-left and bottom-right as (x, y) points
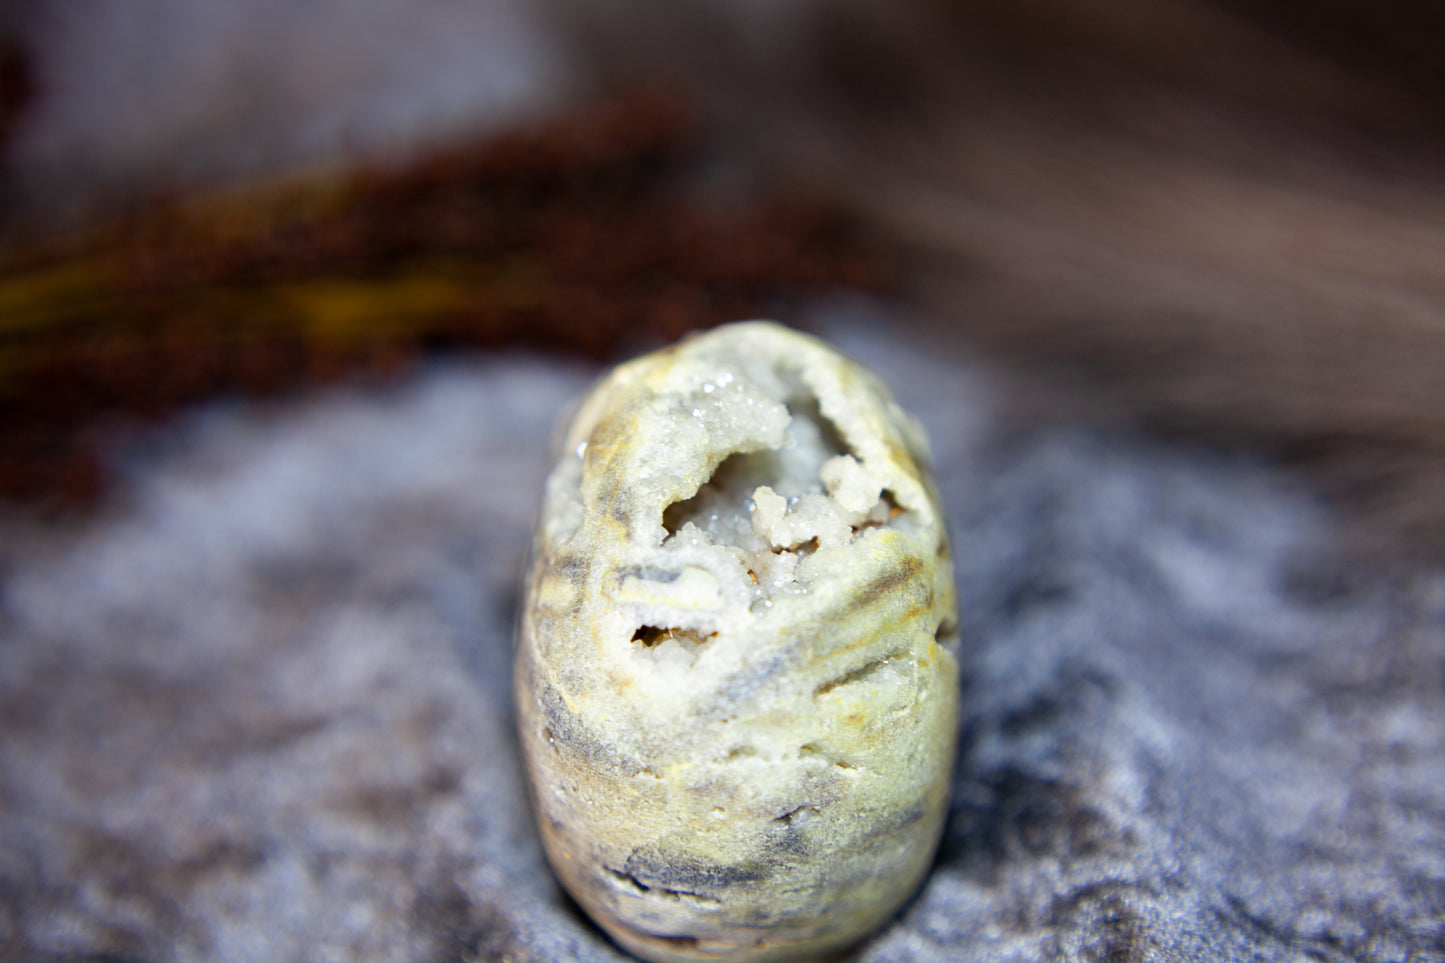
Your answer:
(1, 318), (1443, 962)
(516, 322), (959, 962)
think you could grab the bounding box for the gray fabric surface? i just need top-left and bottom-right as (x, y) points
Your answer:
(2, 321), (1442, 961)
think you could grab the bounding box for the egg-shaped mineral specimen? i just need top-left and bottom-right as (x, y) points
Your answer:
(516, 321), (958, 963)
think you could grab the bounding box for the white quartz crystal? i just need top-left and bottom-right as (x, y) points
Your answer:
(515, 321), (959, 963)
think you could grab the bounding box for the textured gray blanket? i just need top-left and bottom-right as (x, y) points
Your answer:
(2, 321), (1440, 962)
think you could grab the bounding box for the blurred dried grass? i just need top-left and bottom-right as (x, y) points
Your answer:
(0, 90), (885, 505)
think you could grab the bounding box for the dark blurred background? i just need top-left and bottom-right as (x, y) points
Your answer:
(2, 0), (1444, 554)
